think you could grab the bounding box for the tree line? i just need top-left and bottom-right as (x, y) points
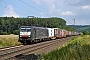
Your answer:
(0, 17), (74, 35)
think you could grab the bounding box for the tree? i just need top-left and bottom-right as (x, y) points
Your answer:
(0, 17), (69, 35)
(13, 30), (19, 35)
(0, 30), (3, 35)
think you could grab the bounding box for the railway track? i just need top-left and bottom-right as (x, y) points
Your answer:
(0, 37), (72, 60)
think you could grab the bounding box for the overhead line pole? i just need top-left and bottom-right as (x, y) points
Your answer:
(72, 19), (75, 31)
(74, 19), (75, 27)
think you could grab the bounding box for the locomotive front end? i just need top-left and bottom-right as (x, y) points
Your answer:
(18, 26), (31, 44)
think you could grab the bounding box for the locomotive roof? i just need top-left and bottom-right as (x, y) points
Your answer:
(20, 26), (46, 29)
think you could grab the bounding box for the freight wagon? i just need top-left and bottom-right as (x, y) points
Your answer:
(47, 28), (56, 39)
(67, 31), (72, 36)
(61, 29), (67, 38)
(54, 28), (67, 38)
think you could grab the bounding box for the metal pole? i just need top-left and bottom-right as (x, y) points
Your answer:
(46, 14), (48, 28)
(72, 19), (75, 31)
(46, 19), (47, 27)
(74, 19), (75, 27)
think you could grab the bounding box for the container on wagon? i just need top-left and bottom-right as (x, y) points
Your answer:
(61, 29), (66, 38)
(47, 28), (56, 39)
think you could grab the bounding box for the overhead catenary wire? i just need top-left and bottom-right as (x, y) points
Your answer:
(19, 0), (49, 27)
(31, 0), (49, 13)
(19, 0), (50, 18)
(2, 1), (51, 19)
(0, 4), (27, 17)
(1, 0), (49, 18)
(30, 0), (49, 17)
(19, 0), (41, 13)
(2, 0), (32, 16)
(30, 0), (50, 27)
(1, 0), (44, 17)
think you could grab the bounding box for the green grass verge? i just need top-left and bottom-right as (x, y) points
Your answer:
(39, 35), (90, 60)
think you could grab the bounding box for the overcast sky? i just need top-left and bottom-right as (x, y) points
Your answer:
(0, 0), (90, 25)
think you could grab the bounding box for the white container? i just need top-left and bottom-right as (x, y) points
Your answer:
(47, 28), (54, 38)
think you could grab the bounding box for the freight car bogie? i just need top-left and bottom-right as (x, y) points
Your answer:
(19, 39), (32, 44)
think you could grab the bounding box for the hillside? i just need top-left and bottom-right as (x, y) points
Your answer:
(68, 25), (90, 32)
(0, 17), (67, 35)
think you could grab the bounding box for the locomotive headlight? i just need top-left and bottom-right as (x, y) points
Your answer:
(20, 35), (22, 37)
(28, 36), (30, 37)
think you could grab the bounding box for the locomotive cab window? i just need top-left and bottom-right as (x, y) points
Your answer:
(20, 27), (31, 38)
(20, 28), (26, 32)
(20, 28), (31, 32)
(27, 28), (31, 32)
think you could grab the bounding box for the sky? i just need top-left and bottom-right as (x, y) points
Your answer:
(0, 0), (90, 25)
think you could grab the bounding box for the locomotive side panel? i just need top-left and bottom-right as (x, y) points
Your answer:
(34, 27), (48, 40)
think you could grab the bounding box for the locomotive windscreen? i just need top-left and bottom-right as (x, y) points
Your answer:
(20, 26), (31, 36)
(20, 28), (31, 32)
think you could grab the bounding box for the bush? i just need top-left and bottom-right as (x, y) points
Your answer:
(39, 35), (90, 60)
(83, 31), (89, 35)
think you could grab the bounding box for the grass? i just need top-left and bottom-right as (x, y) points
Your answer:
(39, 35), (90, 60)
(0, 35), (21, 48)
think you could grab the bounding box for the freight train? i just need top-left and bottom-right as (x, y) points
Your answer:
(18, 26), (79, 44)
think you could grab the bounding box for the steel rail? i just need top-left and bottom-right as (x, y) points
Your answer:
(0, 37), (72, 60)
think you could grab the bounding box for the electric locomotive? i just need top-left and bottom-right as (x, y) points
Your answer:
(18, 26), (48, 44)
